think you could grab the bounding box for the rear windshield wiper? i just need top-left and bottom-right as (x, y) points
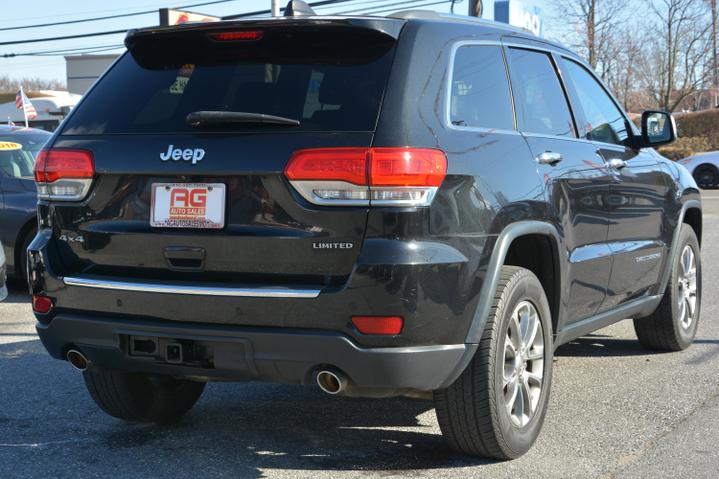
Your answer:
(186, 111), (300, 128)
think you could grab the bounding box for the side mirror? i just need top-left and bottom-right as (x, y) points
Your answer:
(639, 110), (676, 148)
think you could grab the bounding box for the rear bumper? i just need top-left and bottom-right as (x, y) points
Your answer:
(37, 314), (474, 395)
(28, 229), (482, 348)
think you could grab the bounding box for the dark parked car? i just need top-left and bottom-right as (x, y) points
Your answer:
(28, 7), (702, 459)
(0, 125), (50, 283)
(0, 241), (6, 302)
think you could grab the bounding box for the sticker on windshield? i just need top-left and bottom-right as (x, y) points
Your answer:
(169, 63), (195, 94)
(0, 141), (22, 151)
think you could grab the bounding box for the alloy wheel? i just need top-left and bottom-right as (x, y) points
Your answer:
(677, 244), (698, 329)
(502, 300), (545, 427)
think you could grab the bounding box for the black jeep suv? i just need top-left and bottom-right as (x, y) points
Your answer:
(28, 8), (702, 459)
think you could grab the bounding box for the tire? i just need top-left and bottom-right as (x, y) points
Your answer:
(634, 225), (701, 351)
(434, 266), (553, 459)
(17, 225), (36, 286)
(83, 370), (205, 423)
(693, 164), (718, 189)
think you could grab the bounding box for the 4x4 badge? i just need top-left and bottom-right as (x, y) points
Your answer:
(160, 145), (205, 165)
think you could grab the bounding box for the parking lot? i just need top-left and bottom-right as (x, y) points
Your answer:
(0, 191), (716, 479)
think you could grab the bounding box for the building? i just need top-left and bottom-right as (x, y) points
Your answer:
(65, 54), (120, 95)
(0, 90), (81, 131)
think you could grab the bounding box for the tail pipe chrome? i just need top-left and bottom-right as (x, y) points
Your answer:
(66, 349), (89, 371)
(316, 369), (348, 395)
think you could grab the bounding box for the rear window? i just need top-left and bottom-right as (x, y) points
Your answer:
(62, 28), (396, 135)
(0, 134), (49, 178)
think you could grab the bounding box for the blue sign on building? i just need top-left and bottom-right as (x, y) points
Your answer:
(494, 0), (543, 37)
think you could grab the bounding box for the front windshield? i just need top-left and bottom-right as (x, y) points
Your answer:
(0, 134), (49, 179)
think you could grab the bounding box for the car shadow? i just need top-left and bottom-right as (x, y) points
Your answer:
(0, 339), (495, 477)
(555, 333), (659, 357)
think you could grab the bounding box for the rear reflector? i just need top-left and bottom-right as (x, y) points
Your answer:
(32, 295), (53, 314)
(351, 316), (403, 335)
(34, 149), (95, 201)
(208, 31), (264, 41)
(284, 147), (446, 206)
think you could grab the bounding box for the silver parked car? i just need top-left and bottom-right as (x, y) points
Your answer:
(679, 151), (719, 188)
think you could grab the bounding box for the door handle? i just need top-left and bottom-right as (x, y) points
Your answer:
(607, 158), (628, 170)
(536, 151), (563, 165)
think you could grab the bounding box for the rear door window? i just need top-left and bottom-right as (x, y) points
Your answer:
(449, 45), (514, 130)
(62, 29), (396, 135)
(506, 48), (575, 138)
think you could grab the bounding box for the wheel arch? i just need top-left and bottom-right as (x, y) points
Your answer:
(13, 216), (37, 277)
(465, 221), (564, 344)
(504, 233), (561, 336)
(657, 200), (702, 295)
(683, 206), (702, 246)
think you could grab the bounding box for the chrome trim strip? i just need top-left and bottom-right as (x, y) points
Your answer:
(63, 276), (321, 298)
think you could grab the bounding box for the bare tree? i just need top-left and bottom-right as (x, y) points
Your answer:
(551, 0), (626, 75)
(0, 75), (66, 93)
(640, 0), (712, 112)
(604, 29), (643, 111)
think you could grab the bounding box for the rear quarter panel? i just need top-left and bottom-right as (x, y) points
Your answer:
(371, 20), (548, 342)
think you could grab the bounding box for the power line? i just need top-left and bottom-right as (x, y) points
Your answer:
(222, 0), (357, 19)
(0, 29), (129, 47)
(338, 0), (445, 14)
(361, 0), (451, 15)
(330, 0), (396, 15)
(2, 44), (125, 58)
(0, 0), (361, 46)
(0, 0), (245, 32)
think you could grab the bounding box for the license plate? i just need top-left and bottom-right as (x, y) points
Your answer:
(150, 183), (226, 229)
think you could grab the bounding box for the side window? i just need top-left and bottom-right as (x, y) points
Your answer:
(562, 59), (630, 146)
(506, 48), (575, 138)
(449, 45), (514, 130)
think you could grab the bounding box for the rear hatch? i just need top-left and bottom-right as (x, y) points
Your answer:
(45, 19), (402, 286)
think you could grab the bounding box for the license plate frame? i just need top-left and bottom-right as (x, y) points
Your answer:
(150, 183), (226, 229)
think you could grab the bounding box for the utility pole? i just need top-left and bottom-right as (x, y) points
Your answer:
(271, 0), (281, 17)
(468, 0), (483, 17)
(712, 0), (718, 107)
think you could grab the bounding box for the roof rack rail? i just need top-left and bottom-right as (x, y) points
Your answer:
(387, 10), (539, 37)
(388, 10), (442, 20)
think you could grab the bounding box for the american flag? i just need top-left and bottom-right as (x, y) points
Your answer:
(15, 88), (37, 120)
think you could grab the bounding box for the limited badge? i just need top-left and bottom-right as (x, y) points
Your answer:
(0, 141), (22, 151)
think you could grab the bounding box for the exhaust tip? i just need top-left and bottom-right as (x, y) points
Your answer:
(316, 369), (347, 395)
(66, 349), (89, 371)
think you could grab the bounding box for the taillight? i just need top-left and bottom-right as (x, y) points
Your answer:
(284, 147), (447, 206)
(351, 316), (404, 335)
(34, 149), (95, 201)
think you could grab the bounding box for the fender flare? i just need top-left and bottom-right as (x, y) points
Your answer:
(438, 221), (563, 388)
(464, 221), (564, 343)
(657, 199), (702, 295)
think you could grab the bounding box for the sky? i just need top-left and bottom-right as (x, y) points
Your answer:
(0, 0), (551, 84)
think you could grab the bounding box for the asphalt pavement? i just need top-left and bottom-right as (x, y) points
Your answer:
(1, 191), (718, 479)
